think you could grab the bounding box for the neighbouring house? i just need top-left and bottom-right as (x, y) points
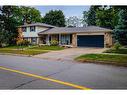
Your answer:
(18, 23), (113, 48)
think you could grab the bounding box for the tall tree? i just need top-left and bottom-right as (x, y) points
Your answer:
(43, 10), (65, 27)
(84, 5), (100, 26)
(82, 11), (88, 27)
(0, 6), (43, 46)
(19, 6), (42, 24)
(66, 16), (83, 27)
(0, 6), (18, 46)
(96, 6), (114, 29)
(113, 9), (127, 45)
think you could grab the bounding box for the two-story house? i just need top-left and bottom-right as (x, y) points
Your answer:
(18, 23), (55, 44)
(18, 23), (113, 48)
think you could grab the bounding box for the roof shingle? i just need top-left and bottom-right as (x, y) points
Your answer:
(38, 26), (112, 34)
(19, 23), (55, 28)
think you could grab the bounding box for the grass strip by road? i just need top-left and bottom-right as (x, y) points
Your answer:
(0, 49), (48, 55)
(0, 66), (91, 90)
(0, 45), (64, 56)
(103, 48), (127, 54)
(75, 54), (127, 67)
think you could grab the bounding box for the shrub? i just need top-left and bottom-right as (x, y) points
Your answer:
(50, 40), (59, 46)
(16, 40), (30, 46)
(113, 42), (122, 50)
(23, 40), (30, 46)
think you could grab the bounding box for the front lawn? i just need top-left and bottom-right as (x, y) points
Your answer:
(0, 45), (64, 56)
(1, 45), (29, 49)
(103, 48), (127, 54)
(0, 49), (48, 56)
(30, 45), (64, 50)
(75, 54), (127, 67)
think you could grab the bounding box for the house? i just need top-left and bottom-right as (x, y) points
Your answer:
(18, 23), (113, 48)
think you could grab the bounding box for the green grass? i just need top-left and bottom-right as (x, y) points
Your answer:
(75, 54), (127, 67)
(104, 48), (127, 54)
(30, 45), (64, 50)
(0, 45), (64, 56)
(1, 45), (29, 49)
(0, 49), (48, 55)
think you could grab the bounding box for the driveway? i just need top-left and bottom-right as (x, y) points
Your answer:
(34, 48), (105, 61)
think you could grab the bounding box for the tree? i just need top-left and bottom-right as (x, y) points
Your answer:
(96, 6), (114, 29)
(7, 6), (42, 25)
(20, 6), (42, 24)
(82, 11), (88, 27)
(0, 6), (18, 46)
(0, 6), (43, 46)
(113, 9), (127, 45)
(43, 10), (65, 27)
(84, 5), (121, 29)
(84, 6), (100, 26)
(66, 16), (83, 27)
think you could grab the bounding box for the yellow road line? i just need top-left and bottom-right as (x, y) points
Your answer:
(0, 66), (91, 90)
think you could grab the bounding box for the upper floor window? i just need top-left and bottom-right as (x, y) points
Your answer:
(30, 26), (35, 32)
(22, 27), (26, 32)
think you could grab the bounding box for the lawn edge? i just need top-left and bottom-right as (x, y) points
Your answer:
(75, 54), (127, 67)
(0, 53), (32, 57)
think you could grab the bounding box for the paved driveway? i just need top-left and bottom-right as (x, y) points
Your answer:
(34, 48), (105, 61)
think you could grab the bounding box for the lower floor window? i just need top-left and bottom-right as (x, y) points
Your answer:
(24, 37), (37, 44)
(61, 34), (71, 45)
(31, 37), (37, 44)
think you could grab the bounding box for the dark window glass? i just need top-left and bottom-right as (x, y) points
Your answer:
(30, 26), (35, 32)
(31, 37), (37, 44)
(22, 27), (26, 32)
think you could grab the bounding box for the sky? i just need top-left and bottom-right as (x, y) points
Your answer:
(34, 6), (90, 18)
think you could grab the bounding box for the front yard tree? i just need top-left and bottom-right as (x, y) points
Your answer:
(113, 9), (127, 45)
(84, 5), (100, 26)
(0, 6), (18, 46)
(43, 10), (66, 27)
(19, 6), (42, 24)
(96, 6), (114, 29)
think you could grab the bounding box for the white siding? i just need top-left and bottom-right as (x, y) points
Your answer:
(23, 26), (48, 37)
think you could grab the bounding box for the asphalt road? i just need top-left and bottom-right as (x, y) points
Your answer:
(0, 55), (127, 89)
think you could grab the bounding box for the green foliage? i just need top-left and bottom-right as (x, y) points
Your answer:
(96, 7), (114, 29)
(43, 10), (65, 27)
(17, 40), (30, 46)
(113, 9), (127, 45)
(0, 6), (18, 46)
(50, 40), (59, 46)
(113, 42), (122, 50)
(19, 6), (42, 24)
(104, 48), (127, 54)
(0, 6), (42, 47)
(83, 5), (120, 29)
(83, 6), (100, 26)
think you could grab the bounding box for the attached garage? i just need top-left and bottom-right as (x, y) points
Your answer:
(77, 35), (104, 47)
(38, 25), (113, 48)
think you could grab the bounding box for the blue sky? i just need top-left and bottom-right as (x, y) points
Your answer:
(35, 6), (90, 18)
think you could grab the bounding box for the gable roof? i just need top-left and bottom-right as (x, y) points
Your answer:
(38, 26), (112, 34)
(19, 23), (55, 28)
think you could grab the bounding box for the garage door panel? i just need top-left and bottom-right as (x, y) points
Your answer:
(77, 35), (104, 47)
